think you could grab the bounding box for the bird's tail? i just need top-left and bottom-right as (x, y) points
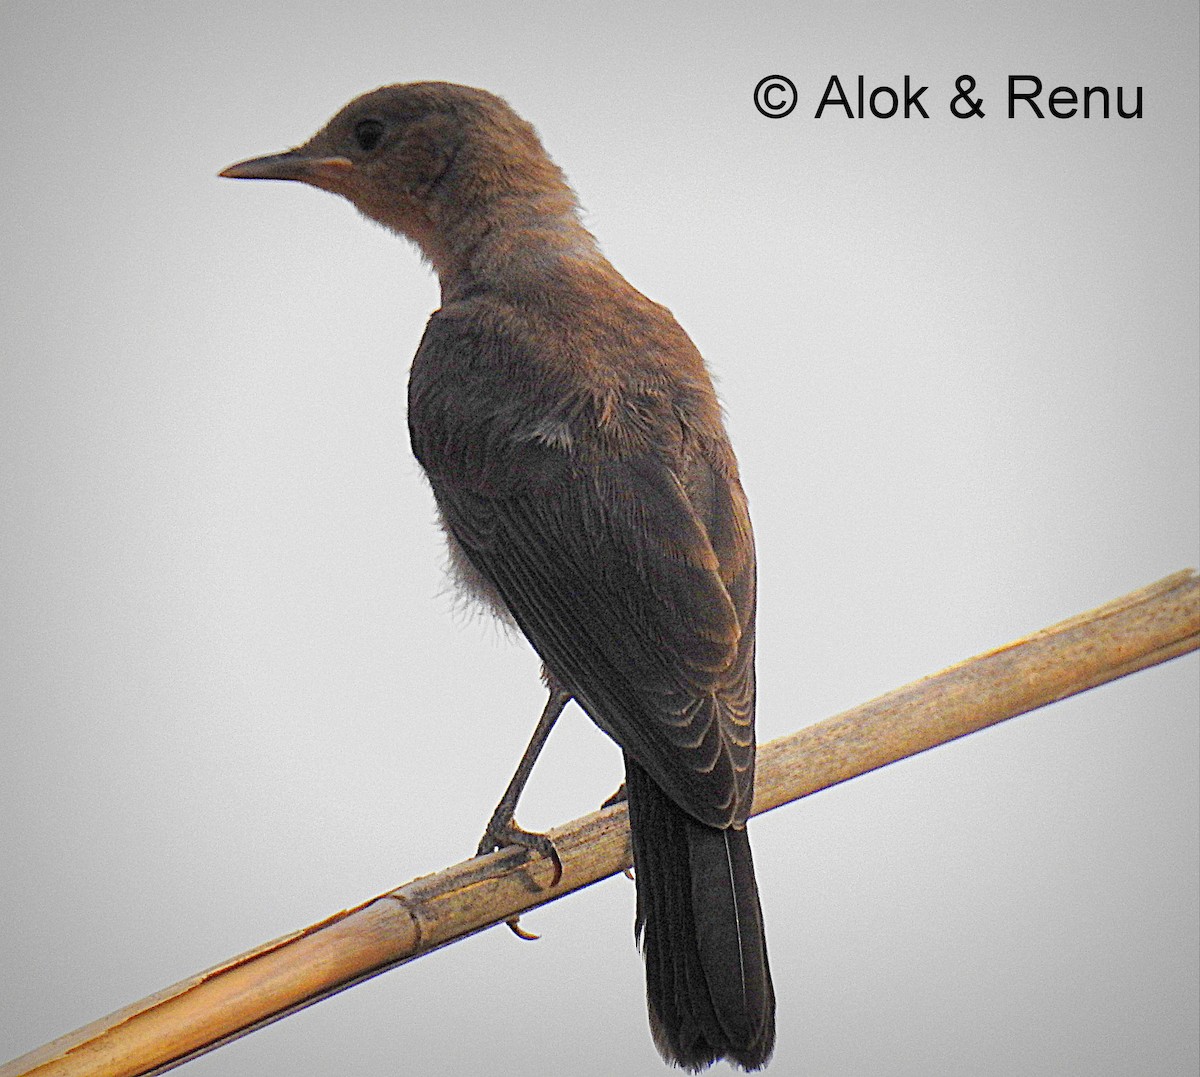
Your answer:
(625, 759), (775, 1072)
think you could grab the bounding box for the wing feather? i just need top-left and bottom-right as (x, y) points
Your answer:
(431, 446), (756, 826)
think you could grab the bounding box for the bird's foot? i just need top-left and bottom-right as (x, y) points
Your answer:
(601, 782), (627, 809)
(598, 785), (635, 880)
(476, 816), (564, 890)
(476, 816), (563, 940)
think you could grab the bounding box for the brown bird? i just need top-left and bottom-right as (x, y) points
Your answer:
(221, 82), (775, 1071)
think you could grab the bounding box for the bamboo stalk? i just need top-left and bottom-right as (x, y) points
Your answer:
(4, 570), (1197, 1077)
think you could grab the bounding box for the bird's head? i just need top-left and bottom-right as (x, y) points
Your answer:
(220, 82), (579, 276)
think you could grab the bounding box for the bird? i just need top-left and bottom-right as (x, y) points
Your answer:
(220, 81), (775, 1072)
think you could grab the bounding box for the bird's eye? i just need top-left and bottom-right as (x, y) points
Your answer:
(354, 119), (385, 152)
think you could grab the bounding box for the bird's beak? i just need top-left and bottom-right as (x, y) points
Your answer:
(219, 151), (353, 187)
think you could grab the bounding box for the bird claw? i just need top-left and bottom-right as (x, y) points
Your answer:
(505, 915), (541, 941)
(476, 817), (564, 889)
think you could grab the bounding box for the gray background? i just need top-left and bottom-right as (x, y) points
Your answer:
(2, 2), (1196, 1075)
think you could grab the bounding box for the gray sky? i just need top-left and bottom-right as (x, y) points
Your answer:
(1, 2), (1197, 1075)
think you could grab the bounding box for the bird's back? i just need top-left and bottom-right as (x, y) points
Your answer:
(408, 262), (758, 829)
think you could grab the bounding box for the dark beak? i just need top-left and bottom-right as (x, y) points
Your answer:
(219, 151), (353, 185)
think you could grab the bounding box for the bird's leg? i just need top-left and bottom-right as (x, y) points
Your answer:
(476, 683), (571, 889)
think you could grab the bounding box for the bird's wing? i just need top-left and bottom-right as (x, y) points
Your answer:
(429, 444), (756, 827)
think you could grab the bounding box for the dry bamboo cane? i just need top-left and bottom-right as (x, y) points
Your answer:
(4, 570), (1197, 1077)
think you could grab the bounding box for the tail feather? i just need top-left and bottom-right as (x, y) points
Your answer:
(627, 759), (775, 1072)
